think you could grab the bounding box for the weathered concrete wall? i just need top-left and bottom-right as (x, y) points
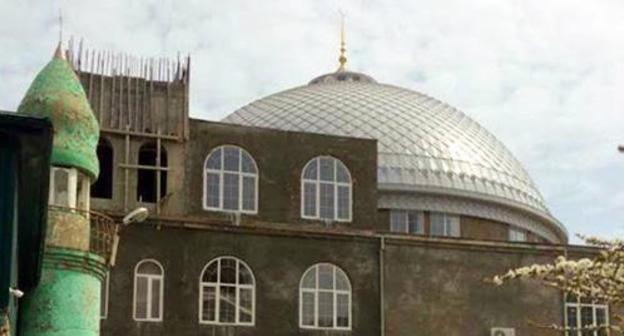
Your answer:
(102, 223), (381, 336)
(383, 239), (563, 336)
(93, 119), (379, 231)
(185, 120), (378, 229)
(100, 220), (593, 336)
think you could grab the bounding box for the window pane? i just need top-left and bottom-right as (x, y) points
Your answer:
(223, 147), (240, 172)
(138, 262), (161, 275)
(430, 213), (445, 236)
(53, 169), (70, 207)
(390, 211), (407, 233)
(223, 173), (240, 210)
(201, 286), (216, 322)
(580, 306), (593, 336)
(566, 306), (578, 333)
(337, 294), (349, 327)
(448, 215), (460, 237)
(220, 258), (237, 284)
(337, 186), (350, 220)
(319, 183), (335, 219)
(303, 159), (318, 180)
(242, 176), (256, 211)
(206, 173), (220, 208)
(302, 292), (315, 326)
(596, 308), (607, 336)
(206, 148), (222, 169)
(241, 152), (256, 173)
(135, 276), (148, 319)
(239, 288), (253, 323)
(303, 183), (317, 217)
(336, 163), (350, 183)
(319, 158), (335, 181)
(302, 269), (316, 289)
(219, 286), (236, 323)
(203, 261), (218, 282)
(318, 265), (334, 290)
(408, 212), (423, 234)
(318, 292), (334, 327)
(336, 271), (349, 291)
(239, 264), (253, 285)
(150, 278), (161, 319)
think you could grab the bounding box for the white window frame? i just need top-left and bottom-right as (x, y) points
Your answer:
(564, 296), (609, 336)
(299, 263), (352, 331)
(49, 167), (77, 208)
(390, 210), (424, 234)
(198, 256), (256, 326)
(430, 212), (460, 237)
(509, 227), (527, 242)
(133, 259), (164, 322)
(48, 167), (91, 211)
(203, 145), (259, 214)
(300, 156), (352, 222)
(101, 271), (110, 319)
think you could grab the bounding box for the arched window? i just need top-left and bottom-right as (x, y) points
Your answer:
(204, 145), (258, 213)
(199, 256), (255, 325)
(133, 259), (164, 322)
(299, 263), (351, 330)
(91, 138), (113, 199)
(301, 156), (352, 221)
(137, 142), (167, 203)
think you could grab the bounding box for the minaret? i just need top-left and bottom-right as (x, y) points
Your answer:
(16, 43), (105, 336)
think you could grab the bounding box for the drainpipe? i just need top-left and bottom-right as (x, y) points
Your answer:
(379, 235), (386, 336)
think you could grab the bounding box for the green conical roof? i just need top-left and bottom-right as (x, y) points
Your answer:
(18, 45), (100, 179)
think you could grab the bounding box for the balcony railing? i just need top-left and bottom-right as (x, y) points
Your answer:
(48, 206), (118, 264)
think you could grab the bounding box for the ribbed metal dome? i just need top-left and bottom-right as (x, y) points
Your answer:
(223, 72), (566, 240)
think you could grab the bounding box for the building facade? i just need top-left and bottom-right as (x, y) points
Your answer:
(11, 45), (606, 335)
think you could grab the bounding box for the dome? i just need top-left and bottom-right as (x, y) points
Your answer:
(223, 71), (566, 242)
(18, 46), (100, 179)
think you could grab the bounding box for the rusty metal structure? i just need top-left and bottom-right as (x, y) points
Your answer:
(66, 40), (190, 215)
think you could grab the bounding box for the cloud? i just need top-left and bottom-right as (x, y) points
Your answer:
(1, 0), (623, 243)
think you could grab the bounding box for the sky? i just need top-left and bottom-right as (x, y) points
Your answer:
(1, 0), (623, 244)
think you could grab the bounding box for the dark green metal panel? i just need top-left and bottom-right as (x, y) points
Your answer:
(0, 113), (52, 323)
(0, 135), (17, 333)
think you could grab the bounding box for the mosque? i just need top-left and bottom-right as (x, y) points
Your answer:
(2, 30), (605, 336)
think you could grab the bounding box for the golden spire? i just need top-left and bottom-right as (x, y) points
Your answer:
(337, 12), (347, 72)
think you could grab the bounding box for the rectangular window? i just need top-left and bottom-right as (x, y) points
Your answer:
(430, 213), (460, 237)
(318, 291), (334, 327)
(242, 176), (255, 211)
(509, 228), (527, 242)
(319, 183), (335, 219)
(303, 183), (317, 217)
(239, 288), (253, 323)
(201, 286), (216, 322)
(219, 286), (236, 323)
(222, 173), (239, 210)
(336, 293), (350, 327)
(565, 295), (609, 336)
(205, 173), (220, 208)
(134, 274), (163, 321)
(337, 186), (350, 220)
(301, 292), (315, 327)
(390, 210), (424, 234)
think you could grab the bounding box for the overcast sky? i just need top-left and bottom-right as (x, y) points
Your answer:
(1, 0), (623, 243)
